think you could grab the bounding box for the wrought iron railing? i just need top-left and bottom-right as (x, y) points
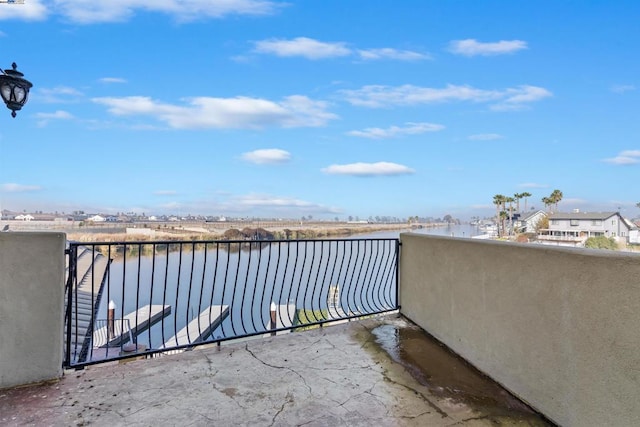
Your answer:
(64, 238), (399, 368)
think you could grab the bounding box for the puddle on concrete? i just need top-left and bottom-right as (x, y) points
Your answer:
(367, 323), (554, 425)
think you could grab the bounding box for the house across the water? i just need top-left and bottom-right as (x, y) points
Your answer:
(538, 211), (638, 247)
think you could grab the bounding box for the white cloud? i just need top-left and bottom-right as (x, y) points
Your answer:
(468, 133), (503, 141)
(52, 0), (284, 24)
(0, 0), (47, 21)
(493, 85), (552, 108)
(603, 150), (640, 165)
(37, 86), (84, 103)
(322, 162), (415, 177)
(347, 122), (444, 139)
(99, 77), (127, 84)
(611, 84), (636, 94)
(448, 39), (528, 56)
(342, 84), (499, 108)
(34, 110), (74, 127)
(227, 193), (341, 214)
(621, 150), (640, 157)
(253, 37), (432, 63)
(1, 183), (42, 193)
(237, 194), (312, 208)
(34, 110), (74, 119)
(154, 190), (178, 195)
(152, 193), (342, 216)
(254, 37), (351, 59)
(357, 48), (430, 61)
(242, 148), (291, 164)
(92, 95), (337, 129)
(279, 95), (338, 127)
(341, 84), (551, 110)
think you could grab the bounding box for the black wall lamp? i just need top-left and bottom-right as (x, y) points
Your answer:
(0, 63), (32, 117)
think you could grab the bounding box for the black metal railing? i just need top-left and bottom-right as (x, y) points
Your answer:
(64, 238), (399, 367)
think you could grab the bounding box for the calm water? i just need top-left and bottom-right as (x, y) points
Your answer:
(87, 224), (479, 355)
(354, 223), (485, 239)
(92, 238), (397, 352)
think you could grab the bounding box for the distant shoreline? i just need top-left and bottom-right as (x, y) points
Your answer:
(1, 219), (448, 242)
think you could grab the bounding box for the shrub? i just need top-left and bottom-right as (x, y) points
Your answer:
(584, 236), (618, 250)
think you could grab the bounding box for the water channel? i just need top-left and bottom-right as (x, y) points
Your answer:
(356, 223), (486, 239)
(86, 224), (481, 358)
(90, 238), (397, 355)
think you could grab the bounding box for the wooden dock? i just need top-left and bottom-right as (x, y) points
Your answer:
(66, 246), (110, 363)
(161, 305), (230, 349)
(92, 304), (172, 347)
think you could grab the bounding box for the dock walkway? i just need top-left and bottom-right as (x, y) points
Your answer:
(65, 246), (109, 363)
(92, 304), (172, 347)
(161, 305), (230, 349)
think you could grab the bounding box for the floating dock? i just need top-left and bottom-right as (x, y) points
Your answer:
(92, 304), (172, 347)
(161, 305), (230, 349)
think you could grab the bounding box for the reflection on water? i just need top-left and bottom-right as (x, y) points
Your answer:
(369, 324), (552, 424)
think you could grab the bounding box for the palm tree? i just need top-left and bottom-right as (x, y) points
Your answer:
(499, 210), (509, 238)
(493, 194), (506, 236)
(521, 192), (532, 212)
(514, 193), (523, 213)
(542, 196), (552, 212)
(550, 189), (563, 212)
(520, 191), (531, 212)
(505, 196), (515, 235)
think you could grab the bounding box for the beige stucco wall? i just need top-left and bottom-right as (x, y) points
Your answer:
(0, 232), (65, 388)
(399, 232), (640, 427)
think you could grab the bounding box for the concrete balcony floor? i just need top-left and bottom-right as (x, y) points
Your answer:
(1, 315), (552, 426)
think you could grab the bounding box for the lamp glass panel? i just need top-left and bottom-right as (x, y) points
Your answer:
(14, 86), (25, 103)
(0, 84), (11, 103)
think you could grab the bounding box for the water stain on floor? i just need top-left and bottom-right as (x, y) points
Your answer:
(363, 321), (555, 425)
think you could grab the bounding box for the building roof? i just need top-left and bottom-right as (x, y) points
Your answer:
(623, 217), (639, 230)
(548, 211), (618, 220)
(521, 210), (546, 222)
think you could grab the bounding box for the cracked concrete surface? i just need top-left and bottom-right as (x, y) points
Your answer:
(0, 316), (552, 426)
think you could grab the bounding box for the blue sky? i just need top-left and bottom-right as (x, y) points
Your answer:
(0, 1), (639, 220)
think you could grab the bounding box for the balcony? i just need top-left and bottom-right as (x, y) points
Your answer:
(1, 315), (552, 426)
(1, 232), (639, 426)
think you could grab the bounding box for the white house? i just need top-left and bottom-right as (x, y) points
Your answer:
(625, 218), (640, 244)
(515, 210), (547, 233)
(87, 215), (106, 222)
(538, 211), (634, 246)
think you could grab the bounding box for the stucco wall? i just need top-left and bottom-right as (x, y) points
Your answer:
(0, 232), (65, 388)
(399, 232), (640, 427)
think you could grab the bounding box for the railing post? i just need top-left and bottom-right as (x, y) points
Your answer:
(108, 300), (116, 340)
(395, 239), (400, 310)
(270, 302), (277, 336)
(64, 245), (76, 367)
